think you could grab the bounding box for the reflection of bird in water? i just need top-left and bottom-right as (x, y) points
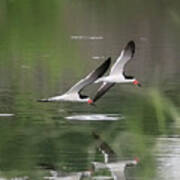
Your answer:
(44, 170), (91, 180)
(92, 132), (117, 163)
(37, 58), (111, 104)
(92, 41), (141, 103)
(106, 159), (139, 180)
(92, 132), (139, 180)
(38, 162), (91, 180)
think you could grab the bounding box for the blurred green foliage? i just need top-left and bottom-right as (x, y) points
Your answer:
(0, 0), (179, 179)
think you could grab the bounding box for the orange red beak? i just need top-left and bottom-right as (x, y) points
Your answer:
(88, 99), (94, 105)
(133, 80), (141, 87)
(135, 157), (140, 163)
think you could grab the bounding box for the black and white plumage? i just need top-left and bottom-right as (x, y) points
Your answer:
(93, 41), (141, 103)
(92, 132), (139, 180)
(37, 58), (111, 103)
(93, 82), (115, 103)
(92, 132), (117, 163)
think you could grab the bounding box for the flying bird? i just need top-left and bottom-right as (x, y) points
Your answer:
(91, 40), (141, 103)
(37, 58), (111, 104)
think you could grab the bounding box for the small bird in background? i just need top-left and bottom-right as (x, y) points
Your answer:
(91, 40), (141, 104)
(37, 58), (111, 104)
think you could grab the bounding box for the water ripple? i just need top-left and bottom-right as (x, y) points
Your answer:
(71, 35), (104, 40)
(156, 136), (180, 180)
(0, 113), (14, 117)
(65, 114), (124, 121)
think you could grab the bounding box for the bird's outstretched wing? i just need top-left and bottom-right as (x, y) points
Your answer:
(66, 58), (111, 94)
(110, 41), (135, 76)
(92, 132), (117, 163)
(93, 82), (115, 103)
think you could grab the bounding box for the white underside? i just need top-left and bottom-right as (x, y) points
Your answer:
(95, 75), (134, 83)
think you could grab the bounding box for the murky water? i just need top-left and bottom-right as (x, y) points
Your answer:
(0, 0), (180, 179)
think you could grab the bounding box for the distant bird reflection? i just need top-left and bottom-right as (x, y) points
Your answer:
(37, 132), (139, 180)
(92, 132), (139, 180)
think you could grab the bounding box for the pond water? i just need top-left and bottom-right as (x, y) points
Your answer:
(0, 0), (180, 179)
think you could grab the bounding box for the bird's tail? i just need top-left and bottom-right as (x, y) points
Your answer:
(37, 98), (51, 102)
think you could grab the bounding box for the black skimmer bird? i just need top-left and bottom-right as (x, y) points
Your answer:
(37, 58), (111, 104)
(92, 41), (141, 103)
(92, 132), (139, 180)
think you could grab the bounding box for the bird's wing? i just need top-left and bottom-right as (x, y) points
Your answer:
(66, 58), (111, 94)
(92, 132), (117, 163)
(110, 41), (135, 76)
(93, 82), (115, 103)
